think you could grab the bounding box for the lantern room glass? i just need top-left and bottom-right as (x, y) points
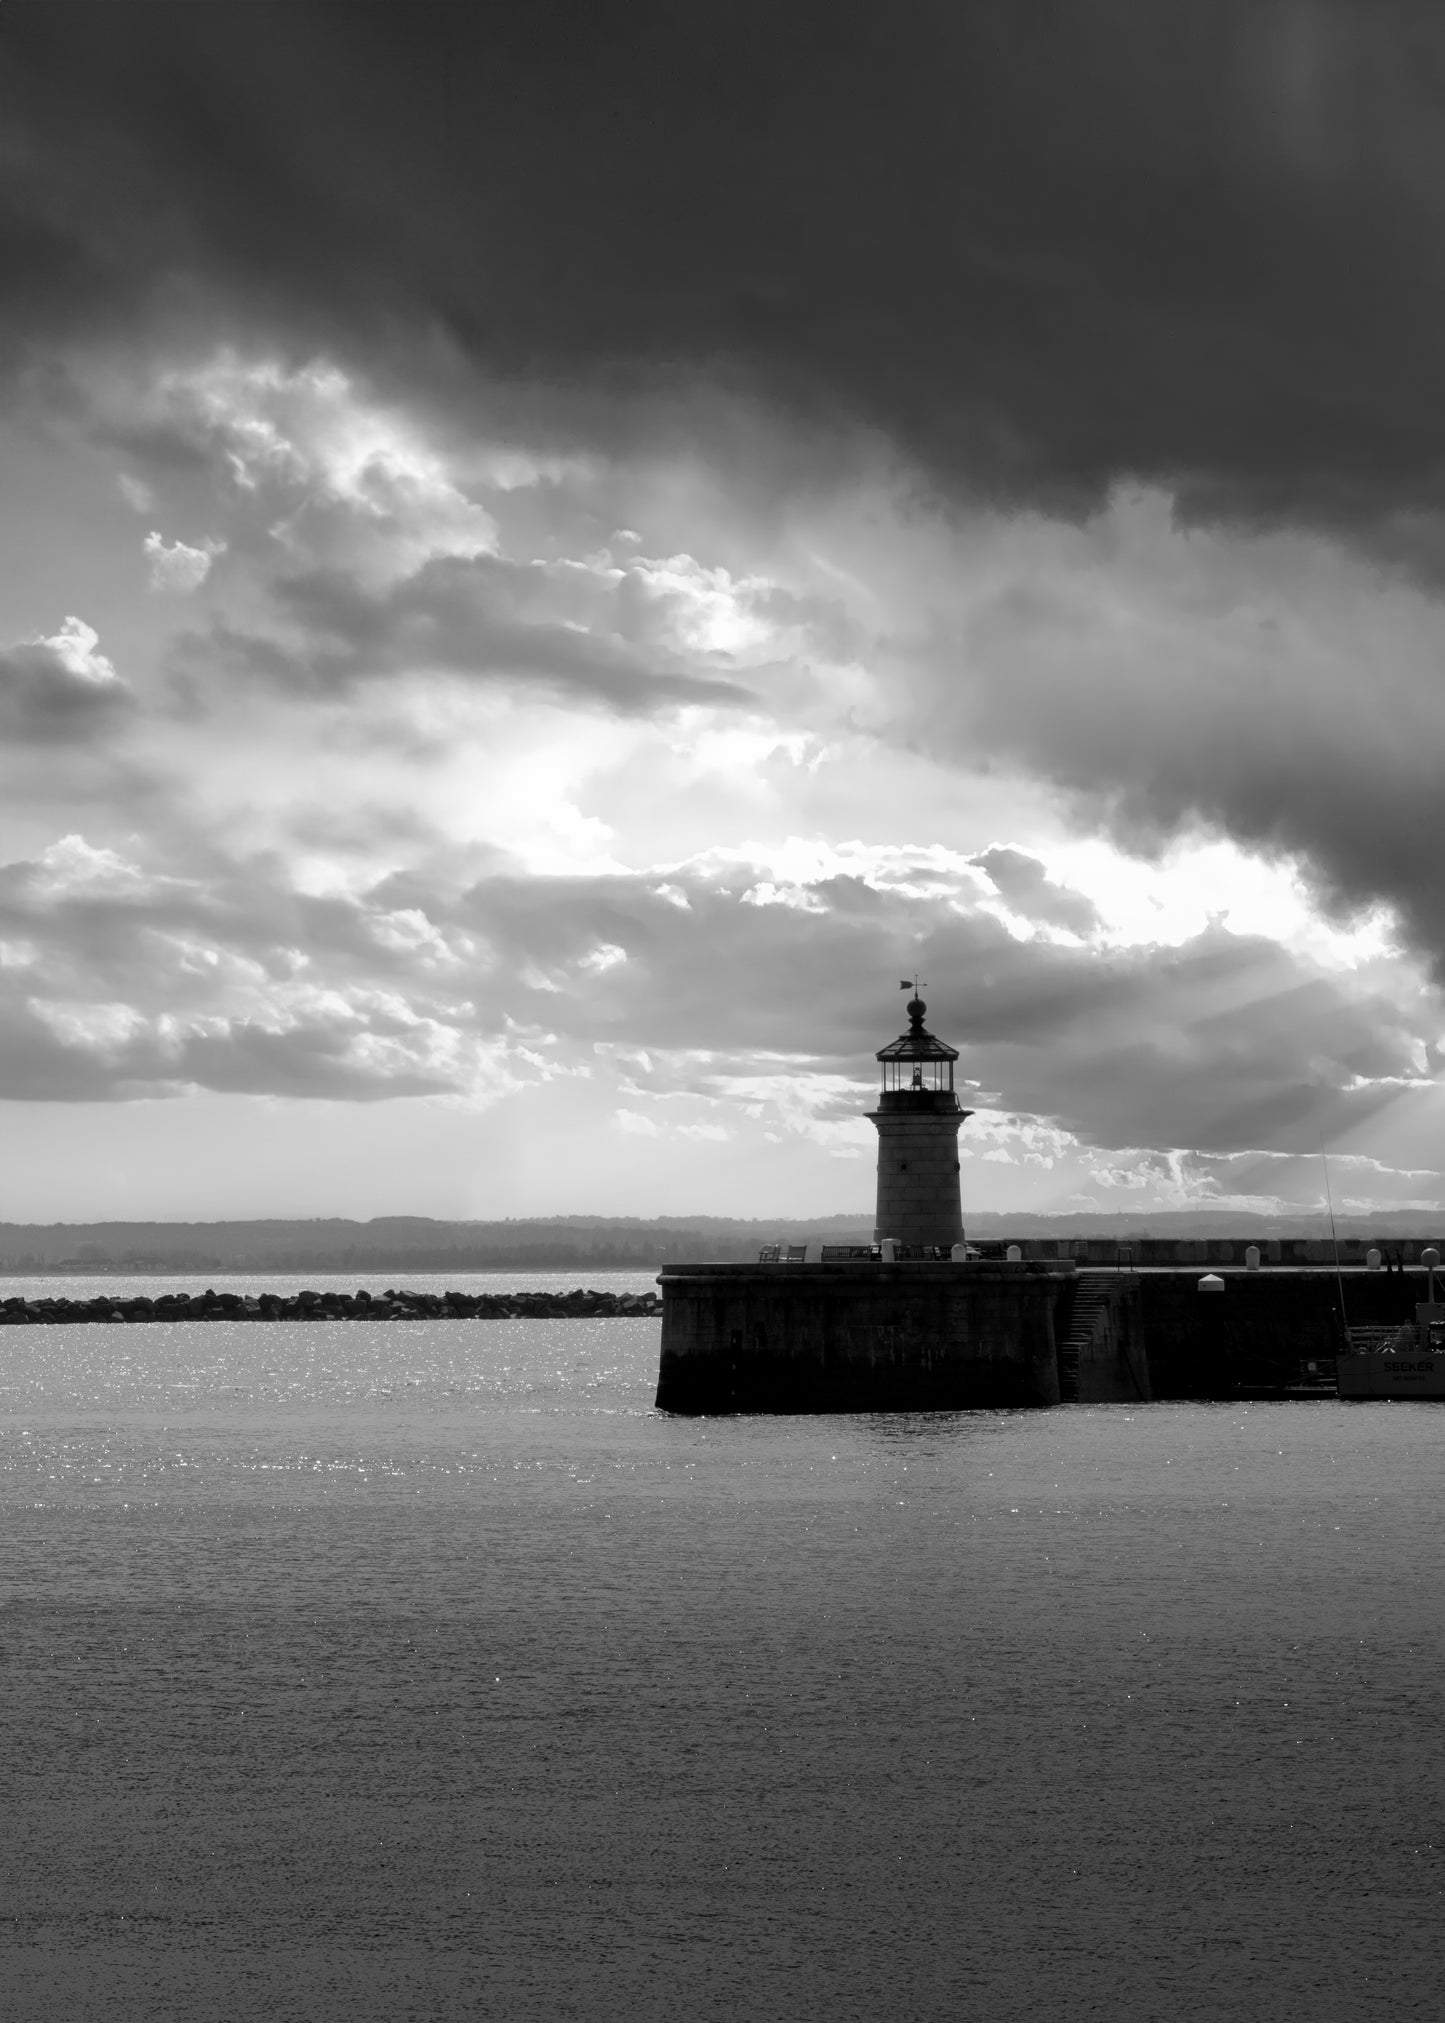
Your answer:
(880, 1056), (955, 1095)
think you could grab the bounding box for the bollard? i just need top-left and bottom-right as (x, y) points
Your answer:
(1244, 1245), (1260, 1271)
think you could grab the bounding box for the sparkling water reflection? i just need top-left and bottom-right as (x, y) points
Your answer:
(1, 1316), (1442, 2021)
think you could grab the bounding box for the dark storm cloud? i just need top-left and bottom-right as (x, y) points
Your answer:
(172, 557), (749, 709)
(884, 520), (1445, 979)
(984, 686), (1445, 988)
(5, 1), (1445, 531)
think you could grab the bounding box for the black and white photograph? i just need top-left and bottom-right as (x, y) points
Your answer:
(1, 3), (1442, 2016)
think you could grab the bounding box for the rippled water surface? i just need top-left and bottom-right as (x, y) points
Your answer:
(2, 1312), (1442, 2021)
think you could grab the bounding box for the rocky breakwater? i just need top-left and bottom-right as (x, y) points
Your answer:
(0, 1286), (663, 1325)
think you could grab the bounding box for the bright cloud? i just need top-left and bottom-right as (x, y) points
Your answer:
(151, 351), (500, 577)
(34, 616), (117, 685)
(144, 530), (225, 591)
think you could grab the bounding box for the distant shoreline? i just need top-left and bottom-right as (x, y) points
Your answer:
(2, 1208), (1439, 1278)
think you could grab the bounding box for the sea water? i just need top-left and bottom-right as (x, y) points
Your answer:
(1, 1298), (1442, 2021)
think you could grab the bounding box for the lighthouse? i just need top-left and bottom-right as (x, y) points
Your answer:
(869, 994), (972, 1250)
(654, 990), (1069, 1413)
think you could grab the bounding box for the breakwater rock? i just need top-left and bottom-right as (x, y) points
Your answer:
(0, 1286), (662, 1325)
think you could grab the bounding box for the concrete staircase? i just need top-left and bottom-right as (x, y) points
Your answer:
(1057, 1282), (1113, 1402)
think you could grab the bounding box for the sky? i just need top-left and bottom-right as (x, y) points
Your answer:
(2, 0), (1445, 1223)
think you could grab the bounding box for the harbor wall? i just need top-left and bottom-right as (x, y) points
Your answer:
(655, 1262), (1065, 1414)
(656, 1263), (1436, 1413)
(1070, 1277), (1152, 1403)
(1134, 1270), (1422, 1398)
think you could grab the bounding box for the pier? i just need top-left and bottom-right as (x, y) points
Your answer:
(652, 992), (1445, 1413)
(654, 1257), (1443, 1412)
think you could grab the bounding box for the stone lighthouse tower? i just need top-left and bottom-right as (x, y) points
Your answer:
(869, 994), (972, 1250)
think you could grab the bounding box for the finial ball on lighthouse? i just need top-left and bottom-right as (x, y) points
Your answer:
(869, 992), (972, 1250)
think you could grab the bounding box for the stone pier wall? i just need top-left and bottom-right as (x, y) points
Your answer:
(655, 1263), (1438, 1415)
(655, 1262), (1065, 1413)
(1131, 1270), (1420, 1398)
(1059, 1269), (1426, 1401)
(1074, 1278), (1152, 1403)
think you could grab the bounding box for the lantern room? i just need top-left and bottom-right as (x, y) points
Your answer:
(875, 996), (961, 1111)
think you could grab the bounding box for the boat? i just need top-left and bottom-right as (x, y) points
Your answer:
(1336, 1305), (1445, 1399)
